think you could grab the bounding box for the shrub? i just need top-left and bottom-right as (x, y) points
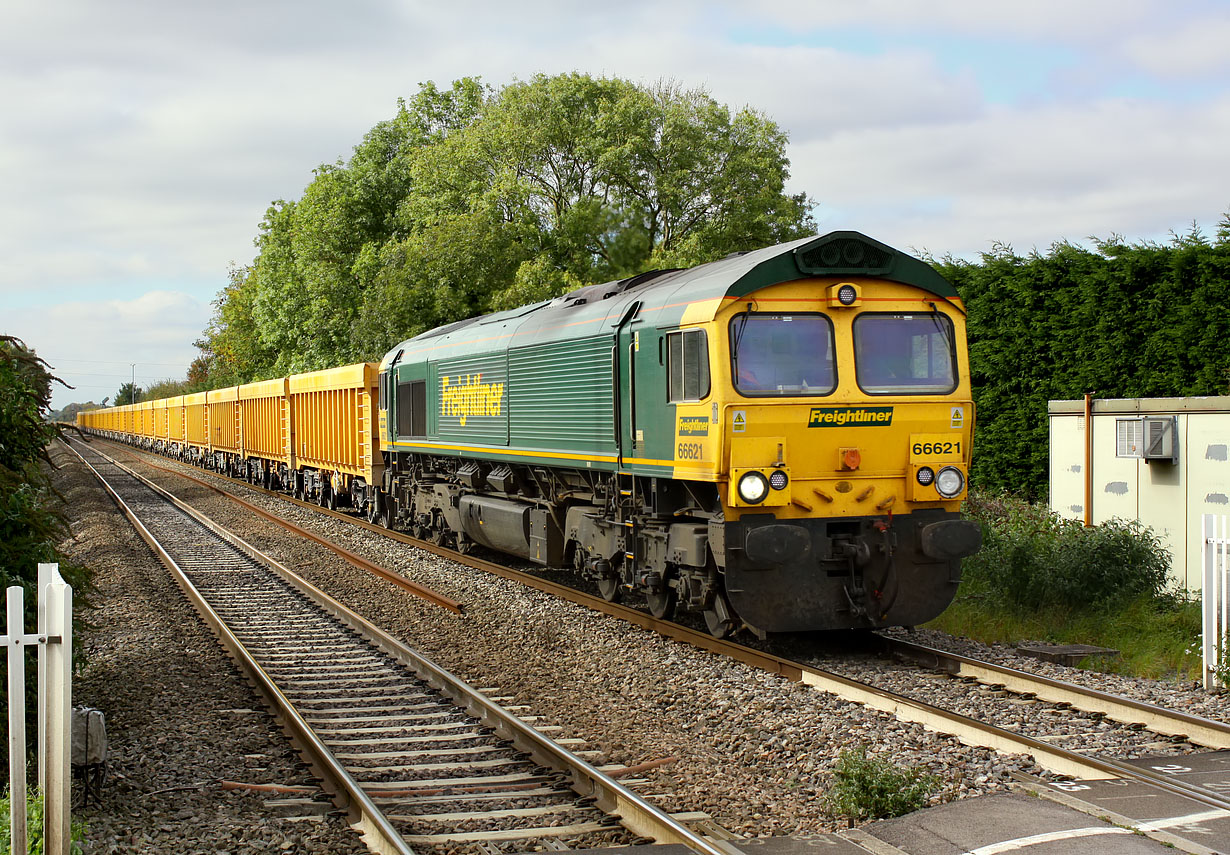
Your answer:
(0, 789), (86, 855)
(825, 746), (938, 822)
(960, 491), (1173, 613)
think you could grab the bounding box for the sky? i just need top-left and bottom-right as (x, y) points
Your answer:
(3, 0), (1227, 410)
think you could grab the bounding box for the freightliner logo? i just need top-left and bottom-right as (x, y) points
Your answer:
(808, 406), (894, 428)
(677, 416), (709, 436)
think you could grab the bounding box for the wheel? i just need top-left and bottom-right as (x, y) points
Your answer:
(293, 475), (305, 501)
(645, 585), (677, 620)
(326, 487), (338, 511)
(703, 591), (737, 639)
(597, 574), (622, 603)
(367, 495), (381, 524)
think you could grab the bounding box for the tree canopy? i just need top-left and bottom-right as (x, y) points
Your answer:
(195, 74), (815, 382)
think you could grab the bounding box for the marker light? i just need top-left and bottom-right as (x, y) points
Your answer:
(738, 471), (770, 504)
(769, 469), (789, 490)
(916, 466), (935, 487)
(837, 284), (858, 305)
(935, 466), (965, 498)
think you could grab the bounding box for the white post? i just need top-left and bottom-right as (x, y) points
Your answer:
(7, 585), (28, 854)
(1223, 515), (1229, 689)
(1206, 515), (1227, 690)
(36, 564), (48, 796)
(41, 568), (72, 855)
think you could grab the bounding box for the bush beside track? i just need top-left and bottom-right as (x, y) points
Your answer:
(926, 490), (1200, 681)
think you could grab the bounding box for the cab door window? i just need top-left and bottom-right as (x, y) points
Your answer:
(667, 329), (710, 402)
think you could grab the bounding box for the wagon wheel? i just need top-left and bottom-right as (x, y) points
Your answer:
(326, 486), (339, 511)
(293, 475), (305, 501)
(367, 490), (382, 524)
(703, 590), (738, 639)
(455, 533), (475, 555)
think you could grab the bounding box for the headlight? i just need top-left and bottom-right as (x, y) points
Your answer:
(738, 471), (769, 504)
(935, 466), (965, 498)
(769, 469), (789, 490)
(916, 466), (935, 487)
(837, 284), (858, 305)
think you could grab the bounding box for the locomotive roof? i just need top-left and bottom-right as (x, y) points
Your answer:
(382, 230), (958, 367)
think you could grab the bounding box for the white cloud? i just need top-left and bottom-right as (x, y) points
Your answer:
(1121, 15), (1230, 77)
(4, 291), (211, 409)
(0, 0), (1227, 410)
(793, 94), (1230, 255)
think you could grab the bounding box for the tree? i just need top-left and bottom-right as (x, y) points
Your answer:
(115, 382), (140, 405)
(0, 337), (91, 771)
(198, 74), (815, 378)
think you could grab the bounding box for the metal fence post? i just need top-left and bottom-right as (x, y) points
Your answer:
(39, 564), (72, 854)
(7, 585), (29, 854)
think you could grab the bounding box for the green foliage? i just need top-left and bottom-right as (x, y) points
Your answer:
(197, 73), (814, 382)
(825, 746), (938, 822)
(959, 491), (1173, 613)
(0, 339), (92, 771)
(941, 219), (1230, 497)
(141, 378), (195, 400)
(931, 590), (1202, 681)
(930, 490), (1198, 680)
(113, 382), (139, 406)
(0, 788), (86, 855)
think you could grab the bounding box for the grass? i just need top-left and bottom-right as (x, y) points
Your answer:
(926, 593), (1203, 682)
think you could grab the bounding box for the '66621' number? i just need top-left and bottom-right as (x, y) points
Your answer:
(677, 442), (703, 460)
(912, 440), (961, 456)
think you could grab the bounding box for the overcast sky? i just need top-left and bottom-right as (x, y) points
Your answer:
(4, 0), (1227, 409)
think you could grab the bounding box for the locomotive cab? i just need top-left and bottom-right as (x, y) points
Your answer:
(703, 276), (982, 635)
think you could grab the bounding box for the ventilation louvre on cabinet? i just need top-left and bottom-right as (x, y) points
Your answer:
(1115, 419), (1142, 458)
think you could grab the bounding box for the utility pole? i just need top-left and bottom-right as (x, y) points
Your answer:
(131, 364), (137, 403)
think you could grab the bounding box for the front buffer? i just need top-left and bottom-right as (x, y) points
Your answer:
(723, 509), (981, 633)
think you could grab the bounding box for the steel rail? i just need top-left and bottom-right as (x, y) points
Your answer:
(62, 441), (415, 855)
(65, 440), (733, 855)
(82, 436), (1230, 813)
(100, 447), (464, 615)
(880, 636), (1230, 750)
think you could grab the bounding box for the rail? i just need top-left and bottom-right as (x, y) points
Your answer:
(63, 439), (731, 855)
(78, 437), (1230, 813)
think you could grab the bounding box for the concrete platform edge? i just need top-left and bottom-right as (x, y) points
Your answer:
(838, 827), (912, 855)
(1015, 782), (1222, 855)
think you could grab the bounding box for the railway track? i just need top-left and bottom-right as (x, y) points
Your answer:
(78, 436), (1230, 827)
(64, 438), (730, 855)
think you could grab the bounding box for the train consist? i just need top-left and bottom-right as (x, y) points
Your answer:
(79, 230), (981, 637)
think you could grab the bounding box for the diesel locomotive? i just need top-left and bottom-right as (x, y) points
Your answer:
(80, 230), (981, 637)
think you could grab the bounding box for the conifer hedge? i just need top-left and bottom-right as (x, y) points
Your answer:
(938, 217), (1230, 499)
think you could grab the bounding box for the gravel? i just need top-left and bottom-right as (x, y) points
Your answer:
(56, 438), (1227, 848)
(53, 443), (369, 855)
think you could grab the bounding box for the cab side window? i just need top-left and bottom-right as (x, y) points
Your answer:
(667, 329), (710, 402)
